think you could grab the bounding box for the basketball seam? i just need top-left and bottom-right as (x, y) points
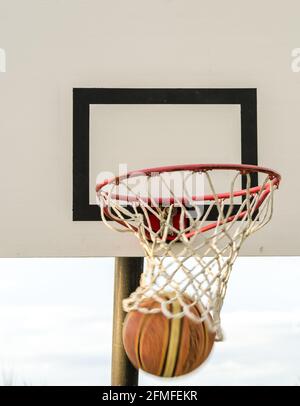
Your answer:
(193, 304), (207, 367)
(160, 317), (171, 376)
(136, 314), (147, 370)
(172, 315), (184, 377)
(162, 299), (182, 377)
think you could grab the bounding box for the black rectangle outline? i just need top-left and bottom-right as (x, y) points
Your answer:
(73, 88), (257, 221)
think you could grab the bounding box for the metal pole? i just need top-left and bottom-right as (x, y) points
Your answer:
(111, 257), (144, 386)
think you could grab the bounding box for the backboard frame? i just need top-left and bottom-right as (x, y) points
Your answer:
(73, 88), (258, 221)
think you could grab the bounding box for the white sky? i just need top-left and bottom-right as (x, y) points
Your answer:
(0, 257), (299, 386)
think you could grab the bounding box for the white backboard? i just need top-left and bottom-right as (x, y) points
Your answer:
(0, 0), (298, 257)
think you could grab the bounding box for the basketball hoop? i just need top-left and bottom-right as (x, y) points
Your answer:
(96, 164), (281, 340)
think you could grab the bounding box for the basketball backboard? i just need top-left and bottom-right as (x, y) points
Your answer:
(0, 0), (298, 257)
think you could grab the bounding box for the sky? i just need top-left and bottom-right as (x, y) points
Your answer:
(0, 257), (299, 386)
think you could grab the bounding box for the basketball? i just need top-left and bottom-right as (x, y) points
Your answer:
(122, 293), (216, 377)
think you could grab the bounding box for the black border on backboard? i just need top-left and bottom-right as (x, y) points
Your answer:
(73, 88), (257, 221)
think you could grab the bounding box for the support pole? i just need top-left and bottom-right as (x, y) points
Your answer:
(111, 257), (144, 386)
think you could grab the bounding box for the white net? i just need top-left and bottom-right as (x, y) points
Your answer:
(96, 166), (279, 341)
